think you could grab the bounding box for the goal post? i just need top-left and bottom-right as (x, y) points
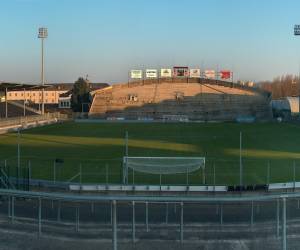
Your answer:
(123, 156), (205, 185)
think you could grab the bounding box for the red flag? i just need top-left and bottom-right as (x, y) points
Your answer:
(220, 70), (231, 79)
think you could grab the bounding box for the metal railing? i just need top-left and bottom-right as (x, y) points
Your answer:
(0, 188), (298, 250)
(0, 112), (69, 129)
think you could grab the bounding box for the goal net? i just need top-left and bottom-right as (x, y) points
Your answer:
(123, 156), (205, 184)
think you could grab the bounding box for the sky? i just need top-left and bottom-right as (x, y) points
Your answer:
(1, 0), (300, 84)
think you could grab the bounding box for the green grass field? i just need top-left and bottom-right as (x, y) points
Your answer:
(1, 121), (300, 186)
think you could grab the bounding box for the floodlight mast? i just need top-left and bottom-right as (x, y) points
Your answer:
(38, 27), (48, 115)
(294, 25), (300, 113)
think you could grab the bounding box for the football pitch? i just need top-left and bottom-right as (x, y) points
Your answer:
(1, 121), (300, 186)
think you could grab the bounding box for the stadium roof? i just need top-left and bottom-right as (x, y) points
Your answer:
(0, 82), (51, 91)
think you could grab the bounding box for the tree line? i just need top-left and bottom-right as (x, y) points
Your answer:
(259, 75), (300, 99)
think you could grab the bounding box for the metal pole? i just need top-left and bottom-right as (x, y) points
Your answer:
(145, 202), (149, 232)
(41, 38), (45, 115)
(180, 202), (183, 243)
(17, 129), (20, 189)
(125, 131), (128, 157)
(165, 202), (169, 224)
(267, 161), (270, 186)
(251, 201), (254, 227)
(28, 160), (31, 187)
(75, 205), (79, 232)
(213, 162), (216, 191)
(124, 131), (128, 185)
(220, 203), (223, 226)
(240, 131), (243, 186)
(132, 201), (135, 243)
(106, 164), (108, 185)
(38, 198), (42, 236)
(159, 170), (162, 189)
(110, 201), (113, 225)
(53, 160), (56, 184)
(79, 164), (82, 184)
(23, 88), (26, 117)
(186, 167), (189, 187)
(112, 200), (117, 250)
(57, 201), (61, 222)
(11, 196), (14, 223)
(132, 168), (135, 186)
(293, 161), (296, 191)
(5, 87), (8, 118)
(91, 202), (95, 213)
(282, 198), (287, 250)
(8, 196), (11, 218)
(277, 199), (280, 238)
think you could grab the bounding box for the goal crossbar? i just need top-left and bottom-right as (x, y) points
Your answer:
(123, 156), (205, 184)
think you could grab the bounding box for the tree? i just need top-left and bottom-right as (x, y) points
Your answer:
(259, 74), (300, 99)
(71, 77), (91, 112)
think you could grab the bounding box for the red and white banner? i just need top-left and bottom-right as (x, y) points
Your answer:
(220, 70), (231, 80)
(204, 70), (215, 79)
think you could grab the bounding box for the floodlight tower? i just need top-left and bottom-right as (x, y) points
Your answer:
(38, 27), (48, 115)
(294, 25), (300, 113)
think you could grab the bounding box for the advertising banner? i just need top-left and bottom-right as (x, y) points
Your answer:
(220, 70), (231, 80)
(160, 69), (172, 78)
(189, 69), (201, 78)
(173, 67), (189, 77)
(146, 69), (158, 78)
(130, 70), (143, 79)
(205, 70), (215, 79)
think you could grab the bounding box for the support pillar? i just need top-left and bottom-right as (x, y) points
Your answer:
(145, 202), (149, 232)
(57, 200), (61, 222)
(38, 198), (42, 236)
(251, 201), (254, 227)
(276, 199), (280, 238)
(180, 202), (183, 243)
(132, 201), (135, 243)
(282, 198), (287, 250)
(112, 200), (117, 250)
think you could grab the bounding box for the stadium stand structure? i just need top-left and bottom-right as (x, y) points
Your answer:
(0, 102), (37, 118)
(89, 78), (272, 121)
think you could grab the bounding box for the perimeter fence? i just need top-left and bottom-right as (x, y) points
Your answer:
(1, 157), (300, 189)
(0, 189), (300, 249)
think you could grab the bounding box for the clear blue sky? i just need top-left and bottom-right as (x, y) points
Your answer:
(1, 0), (300, 84)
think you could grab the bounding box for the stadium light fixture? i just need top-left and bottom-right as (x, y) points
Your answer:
(38, 27), (48, 115)
(294, 25), (300, 36)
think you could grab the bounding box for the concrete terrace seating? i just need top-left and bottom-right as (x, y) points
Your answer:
(89, 79), (272, 121)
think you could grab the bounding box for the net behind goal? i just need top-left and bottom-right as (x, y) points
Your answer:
(123, 156), (205, 184)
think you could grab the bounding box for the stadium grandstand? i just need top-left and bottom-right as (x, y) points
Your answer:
(0, 82), (109, 117)
(89, 78), (272, 121)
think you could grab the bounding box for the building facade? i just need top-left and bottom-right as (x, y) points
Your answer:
(6, 89), (68, 104)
